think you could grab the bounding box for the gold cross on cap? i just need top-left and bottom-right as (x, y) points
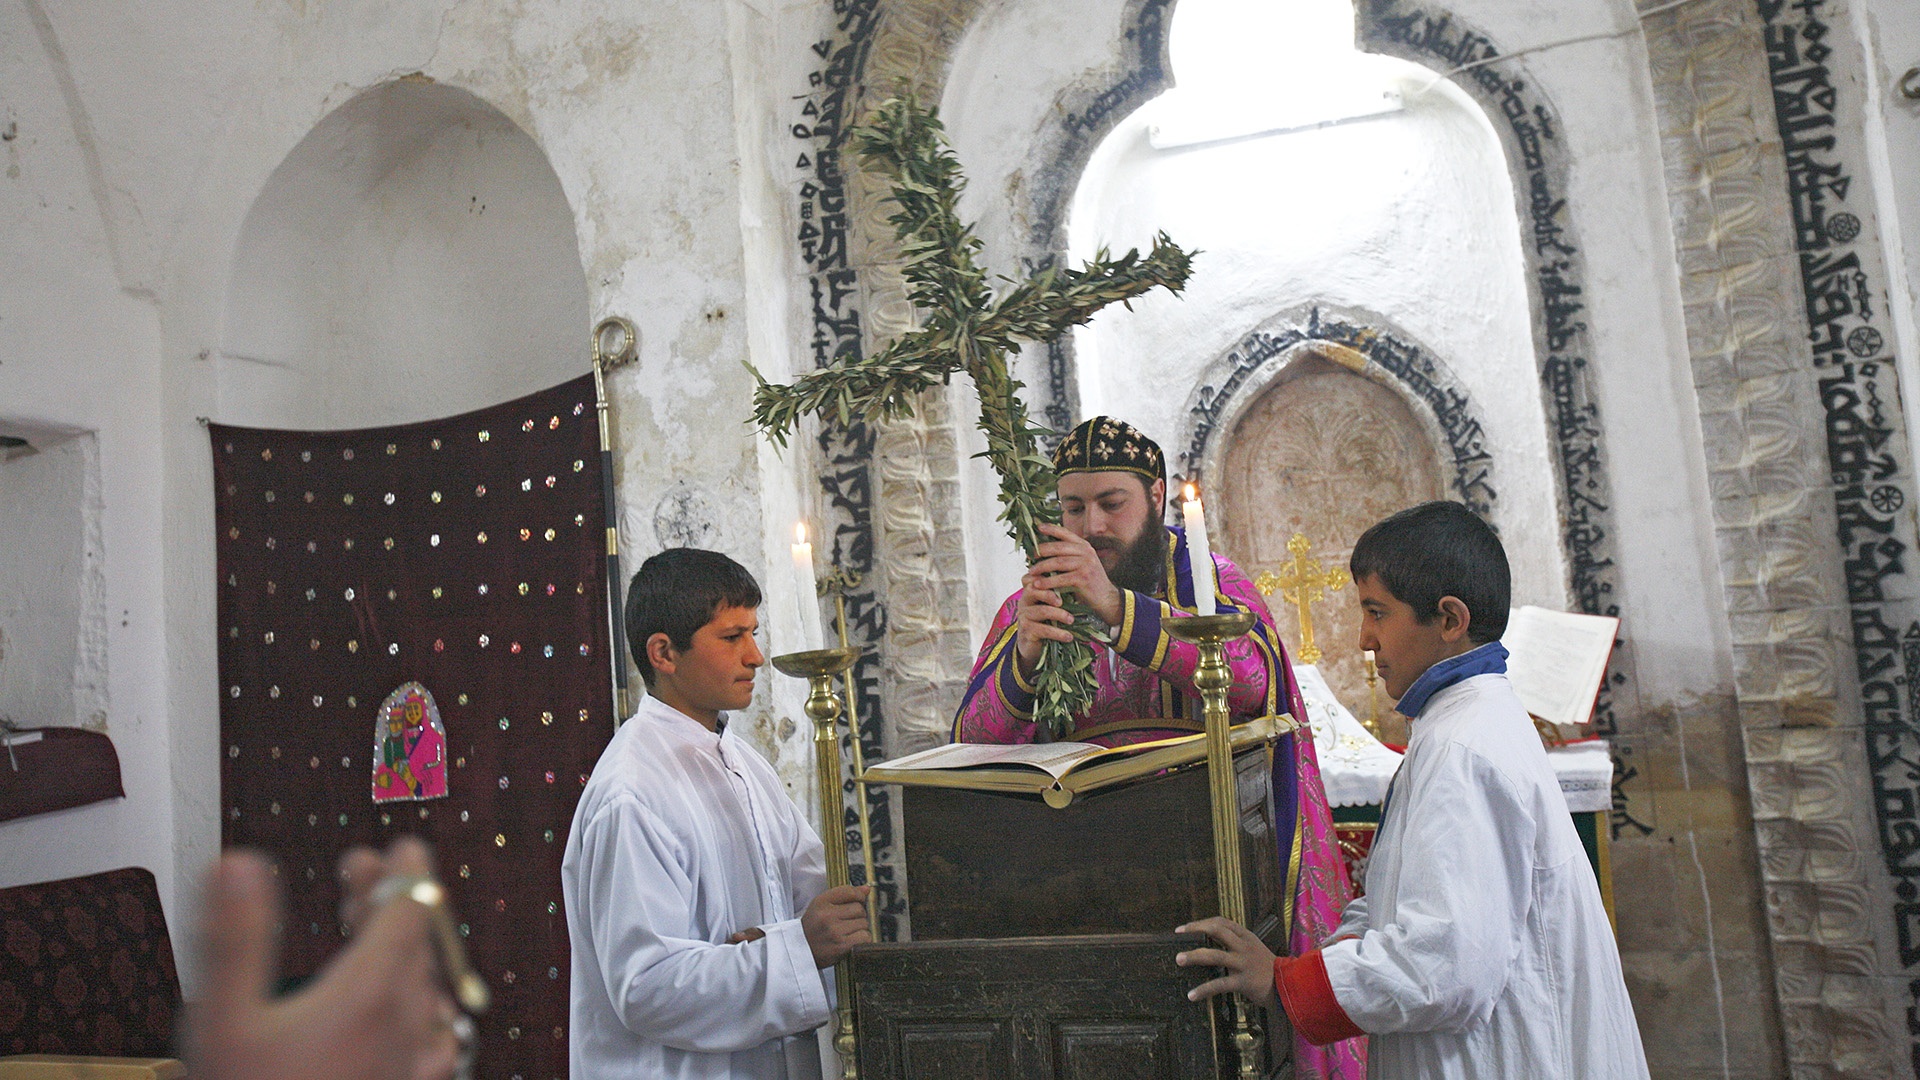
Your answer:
(1254, 533), (1351, 665)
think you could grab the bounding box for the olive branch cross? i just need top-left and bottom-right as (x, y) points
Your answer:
(750, 93), (1195, 738)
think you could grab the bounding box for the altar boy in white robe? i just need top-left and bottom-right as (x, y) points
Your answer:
(1177, 501), (1648, 1079)
(563, 548), (870, 1079)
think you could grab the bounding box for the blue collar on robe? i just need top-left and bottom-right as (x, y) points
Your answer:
(1393, 640), (1509, 719)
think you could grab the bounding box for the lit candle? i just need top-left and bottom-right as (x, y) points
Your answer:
(791, 521), (824, 652)
(1181, 483), (1216, 616)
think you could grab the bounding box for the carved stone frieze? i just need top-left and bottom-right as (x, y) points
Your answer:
(1643, 0), (1918, 1072)
(784, 0), (1019, 937)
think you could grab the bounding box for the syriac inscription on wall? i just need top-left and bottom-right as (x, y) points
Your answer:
(788, 0), (911, 939)
(1758, 0), (1920, 996)
(1356, 1), (1649, 840)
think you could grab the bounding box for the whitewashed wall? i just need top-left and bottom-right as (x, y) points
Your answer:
(0, 0), (822, 993)
(0, 0), (173, 934)
(1860, 0), (1920, 448)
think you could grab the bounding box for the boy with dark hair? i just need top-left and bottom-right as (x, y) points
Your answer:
(1176, 502), (1648, 1078)
(563, 547), (870, 1080)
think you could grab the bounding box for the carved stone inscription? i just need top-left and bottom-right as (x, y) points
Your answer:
(1219, 357), (1444, 717)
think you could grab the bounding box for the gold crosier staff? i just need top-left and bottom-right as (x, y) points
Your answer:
(590, 317), (640, 721)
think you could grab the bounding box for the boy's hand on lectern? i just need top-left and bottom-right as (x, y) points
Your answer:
(803, 884), (872, 968)
(1175, 917), (1279, 1011)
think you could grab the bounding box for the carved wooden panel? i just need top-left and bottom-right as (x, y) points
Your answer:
(850, 934), (1288, 1080)
(1220, 355), (1444, 725)
(897, 1019), (1013, 1079)
(1049, 1019), (1176, 1080)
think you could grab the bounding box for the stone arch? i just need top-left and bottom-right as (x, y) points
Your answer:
(1177, 306), (1496, 517)
(1176, 305), (1493, 716)
(1352, 2), (1619, 639)
(219, 80), (589, 430)
(944, 0), (1618, 716)
(942, 0), (1177, 432)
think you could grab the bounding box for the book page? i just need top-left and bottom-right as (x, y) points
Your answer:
(1502, 606), (1620, 728)
(869, 739), (1108, 780)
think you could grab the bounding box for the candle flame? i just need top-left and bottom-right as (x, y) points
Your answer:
(793, 520), (808, 546)
(1183, 481), (1199, 504)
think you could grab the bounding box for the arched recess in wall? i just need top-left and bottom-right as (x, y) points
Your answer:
(219, 81), (589, 429)
(1174, 304), (1498, 716)
(940, 0), (1572, 653)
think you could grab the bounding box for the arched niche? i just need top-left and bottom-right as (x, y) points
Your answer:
(1180, 311), (1489, 724)
(1045, 0), (1569, 703)
(219, 81), (588, 429)
(937, 0), (1570, 629)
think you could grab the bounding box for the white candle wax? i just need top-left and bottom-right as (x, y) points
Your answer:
(791, 522), (823, 652)
(1181, 485), (1216, 616)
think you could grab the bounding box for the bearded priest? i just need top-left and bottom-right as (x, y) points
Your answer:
(951, 415), (1366, 1080)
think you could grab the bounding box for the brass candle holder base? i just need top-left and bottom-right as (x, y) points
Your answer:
(1162, 610), (1258, 646)
(771, 644), (863, 1080)
(1165, 610), (1264, 1080)
(770, 645), (864, 681)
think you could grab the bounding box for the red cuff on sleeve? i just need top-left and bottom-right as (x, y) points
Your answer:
(1274, 950), (1366, 1046)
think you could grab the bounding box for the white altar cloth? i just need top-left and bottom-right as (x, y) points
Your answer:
(1293, 664), (1615, 814)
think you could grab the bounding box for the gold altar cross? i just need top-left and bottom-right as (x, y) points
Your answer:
(1255, 533), (1351, 665)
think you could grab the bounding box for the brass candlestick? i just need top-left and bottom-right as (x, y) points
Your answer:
(819, 568), (880, 943)
(1164, 610), (1263, 1080)
(771, 644), (863, 1080)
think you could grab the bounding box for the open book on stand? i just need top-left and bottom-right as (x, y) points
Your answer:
(1501, 605), (1621, 743)
(861, 714), (1284, 808)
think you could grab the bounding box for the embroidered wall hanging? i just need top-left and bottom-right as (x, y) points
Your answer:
(212, 374), (614, 1080)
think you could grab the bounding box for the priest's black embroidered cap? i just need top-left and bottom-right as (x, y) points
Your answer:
(1053, 415), (1165, 484)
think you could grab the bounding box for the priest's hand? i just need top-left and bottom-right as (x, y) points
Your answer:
(189, 839), (465, 1080)
(1015, 524), (1124, 670)
(1175, 917), (1279, 1011)
(802, 884), (872, 967)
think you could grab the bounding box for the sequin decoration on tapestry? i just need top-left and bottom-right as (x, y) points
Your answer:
(212, 374), (613, 1080)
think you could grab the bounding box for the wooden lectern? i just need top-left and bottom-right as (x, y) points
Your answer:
(851, 744), (1292, 1080)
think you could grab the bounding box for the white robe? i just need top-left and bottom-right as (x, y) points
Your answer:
(563, 695), (832, 1079)
(1321, 673), (1648, 1079)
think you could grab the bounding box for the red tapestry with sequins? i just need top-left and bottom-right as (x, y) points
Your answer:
(213, 375), (613, 1080)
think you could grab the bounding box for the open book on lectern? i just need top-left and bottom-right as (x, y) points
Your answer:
(861, 714), (1283, 807)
